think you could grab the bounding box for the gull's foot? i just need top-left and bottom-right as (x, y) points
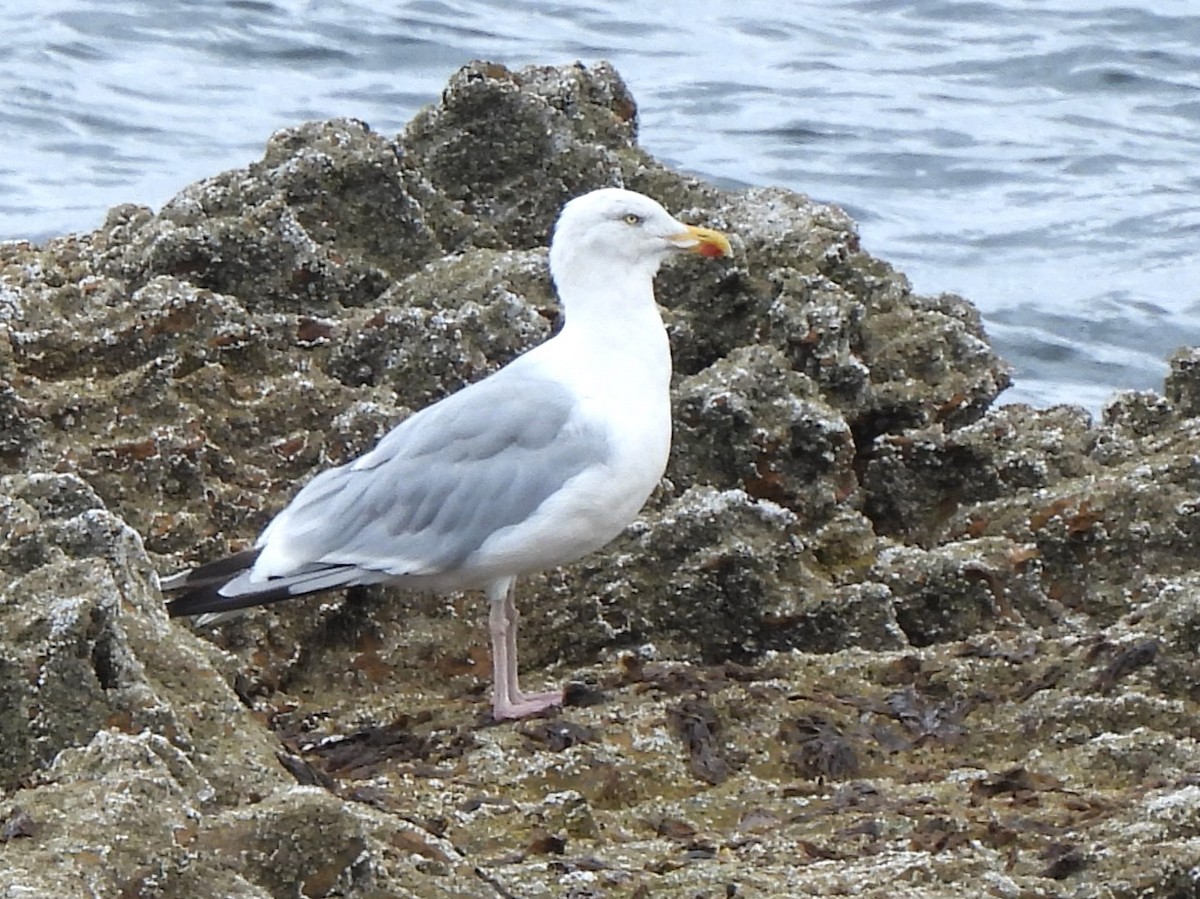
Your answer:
(492, 688), (564, 721)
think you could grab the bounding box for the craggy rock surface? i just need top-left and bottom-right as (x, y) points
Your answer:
(2, 60), (1200, 897)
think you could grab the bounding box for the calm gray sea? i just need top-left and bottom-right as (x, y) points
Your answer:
(4, 0), (1199, 409)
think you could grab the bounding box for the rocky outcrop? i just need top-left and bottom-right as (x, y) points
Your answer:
(2, 60), (1199, 897)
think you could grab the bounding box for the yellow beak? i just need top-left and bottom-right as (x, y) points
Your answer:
(672, 225), (732, 258)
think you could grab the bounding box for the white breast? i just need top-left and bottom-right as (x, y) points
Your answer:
(464, 308), (673, 579)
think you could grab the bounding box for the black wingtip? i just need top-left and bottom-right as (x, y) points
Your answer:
(163, 547), (271, 618)
(166, 580), (299, 618)
(163, 551), (365, 619)
(161, 548), (263, 594)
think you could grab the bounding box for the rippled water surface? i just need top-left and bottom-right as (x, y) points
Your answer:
(5, 0), (1200, 409)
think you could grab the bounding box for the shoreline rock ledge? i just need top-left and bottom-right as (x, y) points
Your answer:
(2, 61), (1200, 898)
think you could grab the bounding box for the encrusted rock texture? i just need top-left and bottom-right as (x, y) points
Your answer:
(3, 60), (1200, 898)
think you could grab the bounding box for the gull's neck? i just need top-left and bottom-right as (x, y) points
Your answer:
(548, 255), (671, 389)
(553, 255), (664, 340)
(554, 255), (662, 343)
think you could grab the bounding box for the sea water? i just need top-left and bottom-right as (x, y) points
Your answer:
(4, 0), (1199, 410)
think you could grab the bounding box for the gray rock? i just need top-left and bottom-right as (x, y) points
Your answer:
(402, 60), (642, 246)
(1166, 346), (1200, 418)
(0, 472), (285, 800)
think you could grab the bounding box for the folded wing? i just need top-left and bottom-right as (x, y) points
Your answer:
(164, 370), (609, 617)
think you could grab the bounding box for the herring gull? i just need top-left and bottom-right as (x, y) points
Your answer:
(161, 187), (732, 720)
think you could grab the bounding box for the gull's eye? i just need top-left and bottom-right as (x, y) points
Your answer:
(622, 213), (644, 226)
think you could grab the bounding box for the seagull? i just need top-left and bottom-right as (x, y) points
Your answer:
(161, 187), (732, 720)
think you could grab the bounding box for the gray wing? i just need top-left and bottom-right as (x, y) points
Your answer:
(258, 369), (610, 577)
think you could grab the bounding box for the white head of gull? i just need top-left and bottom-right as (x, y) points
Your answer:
(161, 187), (732, 720)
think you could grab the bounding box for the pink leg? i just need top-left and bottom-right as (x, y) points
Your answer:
(487, 578), (562, 720)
